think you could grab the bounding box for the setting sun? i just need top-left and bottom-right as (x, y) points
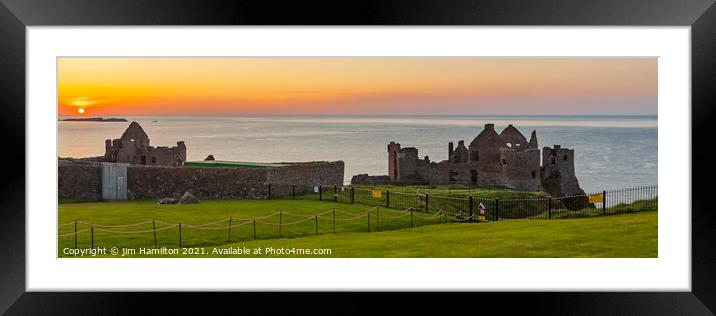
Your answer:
(77, 108), (85, 114)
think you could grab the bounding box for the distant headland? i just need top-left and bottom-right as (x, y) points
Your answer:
(60, 117), (128, 122)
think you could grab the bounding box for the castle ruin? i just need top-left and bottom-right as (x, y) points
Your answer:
(104, 122), (186, 166)
(356, 123), (584, 197)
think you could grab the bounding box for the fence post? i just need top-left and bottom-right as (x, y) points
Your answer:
(279, 211), (282, 237)
(548, 197), (552, 219)
(469, 196), (474, 222)
(495, 199), (500, 221)
(410, 209), (414, 228)
(253, 219), (256, 239)
(152, 219), (157, 247)
(315, 215), (319, 236)
(292, 185), (296, 200)
(377, 206), (380, 232)
(178, 222), (182, 248)
(367, 213), (371, 232)
(74, 220), (77, 249)
(386, 190), (391, 208)
(227, 217), (232, 242)
(334, 185), (338, 202)
(319, 185), (323, 201)
(351, 187), (355, 204)
(267, 184), (271, 200)
(91, 227), (94, 249)
(333, 209), (336, 233)
(602, 190), (607, 214)
(425, 194), (429, 213)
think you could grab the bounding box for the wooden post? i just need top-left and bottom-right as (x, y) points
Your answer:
(469, 196), (474, 222)
(548, 197), (552, 219)
(319, 185), (323, 200)
(227, 217), (232, 242)
(410, 209), (414, 228)
(268, 184), (271, 200)
(334, 185), (338, 202)
(90, 227), (94, 249)
(367, 213), (371, 232)
(315, 215), (319, 236)
(178, 223), (182, 248)
(152, 219), (157, 247)
(351, 187), (355, 204)
(495, 199), (500, 221)
(279, 211), (282, 237)
(425, 194), (429, 213)
(386, 190), (390, 208)
(332, 209), (336, 233)
(73, 220), (77, 249)
(602, 190), (607, 214)
(376, 206), (380, 232)
(292, 185), (296, 200)
(253, 219), (256, 239)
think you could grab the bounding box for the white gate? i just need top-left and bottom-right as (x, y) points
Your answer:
(102, 163), (128, 200)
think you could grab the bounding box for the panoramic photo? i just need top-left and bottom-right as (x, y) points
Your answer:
(57, 57), (657, 258)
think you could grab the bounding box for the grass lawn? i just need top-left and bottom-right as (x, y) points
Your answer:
(58, 199), (657, 258)
(350, 184), (549, 199)
(58, 199), (448, 255)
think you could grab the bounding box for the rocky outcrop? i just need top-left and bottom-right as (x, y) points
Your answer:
(178, 191), (200, 204)
(351, 174), (391, 185)
(157, 197), (179, 205)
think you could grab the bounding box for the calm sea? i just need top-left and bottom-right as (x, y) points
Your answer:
(57, 115), (657, 193)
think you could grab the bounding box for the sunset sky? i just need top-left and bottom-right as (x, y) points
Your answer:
(57, 57), (657, 116)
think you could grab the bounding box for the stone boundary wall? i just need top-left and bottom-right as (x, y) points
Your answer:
(58, 160), (102, 200)
(266, 161), (345, 197)
(57, 159), (345, 200)
(127, 165), (269, 199)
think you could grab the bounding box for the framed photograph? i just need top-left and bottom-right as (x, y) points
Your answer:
(1, 0), (715, 313)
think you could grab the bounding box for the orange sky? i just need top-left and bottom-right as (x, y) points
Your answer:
(57, 57), (657, 116)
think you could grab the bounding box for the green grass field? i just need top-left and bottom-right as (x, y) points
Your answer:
(350, 184), (549, 199)
(58, 199), (450, 256)
(58, 198), (657, 258)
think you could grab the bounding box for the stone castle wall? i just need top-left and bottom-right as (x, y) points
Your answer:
(265, 161), (345, 197)
(58, 160), (102, 200)
(542, 146), (584, 197)
(500, 149), (542, 191)
(126, 165), (269, 199)
(58, 159), (344, 200)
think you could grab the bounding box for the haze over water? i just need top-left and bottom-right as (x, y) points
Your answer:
(58, 115), (657, 193)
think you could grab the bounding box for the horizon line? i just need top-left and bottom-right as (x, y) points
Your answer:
(57, 113), (658, 117)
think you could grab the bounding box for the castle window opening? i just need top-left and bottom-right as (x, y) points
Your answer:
(449, 170), (458, 182)
(502, 158), (507, 165)
(563, 154), (568, 161)
(141, 156), (147, 165)
(531, 170), (536, 179)
(506, 142), (512, 148)
(471, 152), (478, 161)
(550, 156), (556, 164)
(470, 169), (478, 184)
(151, 157), (157, 164)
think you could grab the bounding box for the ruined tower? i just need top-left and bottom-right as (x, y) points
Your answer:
(104, 122), (186, 166)
(541, 145), (585, 197)
(387, 141), (429, 183)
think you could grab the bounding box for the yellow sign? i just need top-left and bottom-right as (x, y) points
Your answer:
(588, 194), (604, 203)
(372, 190), (382, 198)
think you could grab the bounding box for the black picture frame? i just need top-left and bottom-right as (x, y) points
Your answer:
(1, 0), (714, 314)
